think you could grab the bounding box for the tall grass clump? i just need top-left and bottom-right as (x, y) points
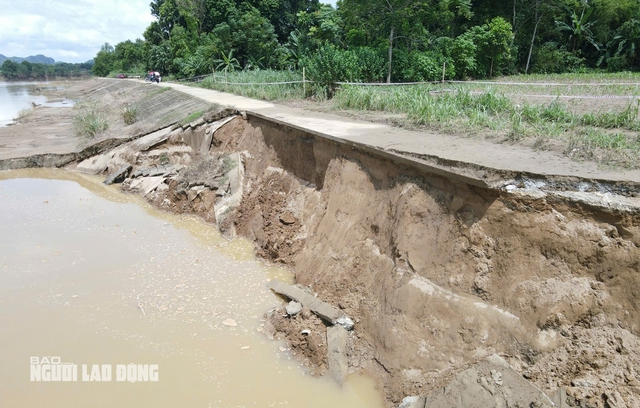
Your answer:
(121, 104), (139, 125)
(14, 107), (34, 122)
(199, 70), (305, 100)
(73, 106), (108, 139)
(571, 129), (640, 151)
(335, 85), (514, 128)
(579, 102), (640, 130)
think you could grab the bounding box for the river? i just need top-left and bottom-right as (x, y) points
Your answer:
(0, 169), (384, 408)
(0, 82), (73, 127)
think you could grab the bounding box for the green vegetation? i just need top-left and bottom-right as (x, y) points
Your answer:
(200, 70), (305, 100)
(159, 152), (170, 165)
(331, 82), (640, 167)
(91, 0), (640, 86)
(1, 59), (92, 80)
(178, 110), (206, 126)
(86, 0), (640, 167)
(73, 104), (109, 139)
(121, 105), (139, 125)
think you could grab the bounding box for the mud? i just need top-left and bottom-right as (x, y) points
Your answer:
(4, 80), (640, 407)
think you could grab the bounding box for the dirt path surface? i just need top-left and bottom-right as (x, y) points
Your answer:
(161, 81), (640, 186)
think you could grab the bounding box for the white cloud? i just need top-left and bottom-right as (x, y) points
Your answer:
(0, 0), (154, 63)
(0, 0), (339, 63)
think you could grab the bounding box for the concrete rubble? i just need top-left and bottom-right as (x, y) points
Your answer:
(400, 354), (556, 408)
(103, 164), (131, 185)
(285, 301), (302, 316)
(268, 280), (350, 326)
(327, 325), (349, 385)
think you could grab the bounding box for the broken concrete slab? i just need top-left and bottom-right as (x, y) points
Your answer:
(199, 115), (237, 155)
(129, 176), (166, 197)
(104, 164), (131, 185)
(398, 396), (425, 408)
(268, 280), (344, 325)
(132, 164), (182, 179)
(327, 325), (349, 386)
(76, 127), (174, 175)
(127, 126), (173, 152)
(409, 354), (555, 408)
(336, 316), (354, 331)
(551, 387), (570, 408)
(214, 152), (244, 237)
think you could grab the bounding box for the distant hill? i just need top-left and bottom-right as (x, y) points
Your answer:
(0, 54), (56, 65)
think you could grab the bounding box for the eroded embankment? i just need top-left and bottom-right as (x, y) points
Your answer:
(7, 103), (640, 408)
(209, 114), (640, 407)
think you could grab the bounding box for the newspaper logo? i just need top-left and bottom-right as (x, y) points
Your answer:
(30, 357), (159, 382)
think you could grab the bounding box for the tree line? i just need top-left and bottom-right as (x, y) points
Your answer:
(1, 60), (93, 80)
(92, 0), (640, 84)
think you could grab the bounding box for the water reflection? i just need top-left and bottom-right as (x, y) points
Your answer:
(0, 169), (384, 408)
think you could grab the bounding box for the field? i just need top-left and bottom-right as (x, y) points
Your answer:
(193, 71), (640, 169)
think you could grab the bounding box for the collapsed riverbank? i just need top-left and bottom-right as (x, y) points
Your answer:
(2, 78), (640, 408)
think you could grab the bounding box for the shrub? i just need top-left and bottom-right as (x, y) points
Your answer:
(531, 44), (584, 74)
(302, 43), (346, 97)
(399, 50), (454, 82)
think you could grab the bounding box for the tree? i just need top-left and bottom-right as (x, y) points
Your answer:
(340, 0), (472, 82)
(525, 0), (550, 73)
(92, 44), (115, 76)
(1, 60), (19, 79)
(458, 17), (513, 77)
(149, 42), (172, 73)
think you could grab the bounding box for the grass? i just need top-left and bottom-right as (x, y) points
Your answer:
(73, 103), (108, 139)
(332, 84), (640, 168)
(14, 107), (34, 122)
(159, 152), (170, 165)
(121, 104), (139, 125)
(178, 110), (205, 126)
(199, 69), (306, 101)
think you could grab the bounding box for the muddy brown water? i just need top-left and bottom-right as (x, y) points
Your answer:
(0, 169), (383, 408)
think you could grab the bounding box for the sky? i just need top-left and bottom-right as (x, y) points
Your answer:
(0, 0), (338, 64)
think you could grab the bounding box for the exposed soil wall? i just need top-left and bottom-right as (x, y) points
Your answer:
(208, 114), (640, 407)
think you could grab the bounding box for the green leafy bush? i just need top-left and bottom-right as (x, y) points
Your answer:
(398, 51), (454, 82)
(532, 44), (585, 74)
